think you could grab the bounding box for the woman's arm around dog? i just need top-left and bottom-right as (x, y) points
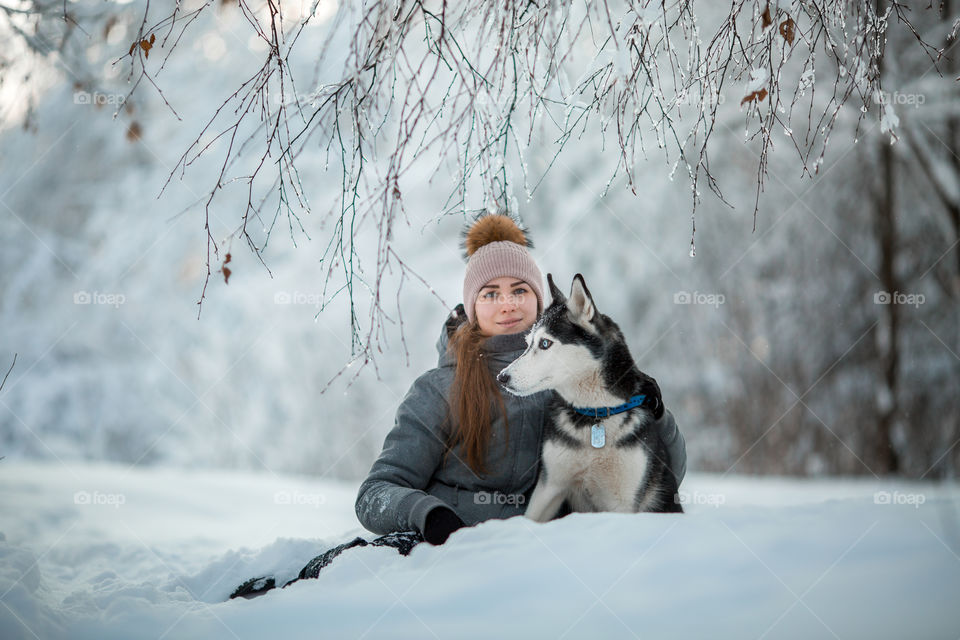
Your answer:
(657, 409), (686, 487)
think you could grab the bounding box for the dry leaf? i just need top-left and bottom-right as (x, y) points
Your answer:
(139, 38), (152, 59)
(779, 17), (795, 45)
(222, 253), (232, 284)
(740, 88), (769, 106)
(761, 3), (772, 28)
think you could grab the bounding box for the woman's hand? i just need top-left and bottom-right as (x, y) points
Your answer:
(422, 506), (465, 545)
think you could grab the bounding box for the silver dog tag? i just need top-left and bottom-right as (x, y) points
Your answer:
(591, 424), (605, 448)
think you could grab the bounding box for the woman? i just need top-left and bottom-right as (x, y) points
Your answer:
(230, 214), (686, 599)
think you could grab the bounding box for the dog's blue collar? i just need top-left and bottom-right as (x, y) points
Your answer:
(572, 394), (650, 419)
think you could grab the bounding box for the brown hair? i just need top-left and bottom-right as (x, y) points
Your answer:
(444, 320), (509, 476)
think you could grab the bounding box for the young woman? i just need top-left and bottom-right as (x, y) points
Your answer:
(230, 214), (686, 599)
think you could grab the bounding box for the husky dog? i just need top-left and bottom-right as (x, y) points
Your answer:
(497, 273), (682, 521)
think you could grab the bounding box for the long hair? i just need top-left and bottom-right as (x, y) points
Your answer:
(444, 320), (509, 476)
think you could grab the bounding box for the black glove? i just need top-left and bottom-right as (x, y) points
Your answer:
(422, 506), (465, 545)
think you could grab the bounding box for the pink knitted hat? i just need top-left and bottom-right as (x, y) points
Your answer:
(462, 214), (544, 323)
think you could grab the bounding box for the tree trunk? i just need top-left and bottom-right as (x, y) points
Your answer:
(945, 0), (960, 291)
(873, 0), (900, 475)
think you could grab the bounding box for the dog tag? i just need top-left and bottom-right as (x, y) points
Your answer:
(591, 424), (605, 448)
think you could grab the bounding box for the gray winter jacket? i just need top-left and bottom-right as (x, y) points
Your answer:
(354, 320), (687, 536)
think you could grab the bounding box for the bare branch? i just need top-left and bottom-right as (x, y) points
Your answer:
(3, 0), (947, 376)
(0, 353), (15, 393)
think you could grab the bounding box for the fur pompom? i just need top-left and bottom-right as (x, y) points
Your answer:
(461, 213), (533, 259)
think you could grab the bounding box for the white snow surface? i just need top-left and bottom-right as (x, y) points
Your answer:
(1, 462), (958, 639)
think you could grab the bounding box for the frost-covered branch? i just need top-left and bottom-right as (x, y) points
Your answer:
(2, 0), (947, 365)
(175, 0), (937, 358)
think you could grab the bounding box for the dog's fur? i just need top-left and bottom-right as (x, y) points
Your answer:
(498, 273), (682, 521)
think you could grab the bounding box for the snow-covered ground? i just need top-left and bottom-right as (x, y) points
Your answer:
(1, 462), (958, 639)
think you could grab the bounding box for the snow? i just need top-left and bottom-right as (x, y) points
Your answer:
(2, 461), (958, 639)
(746, 68), (770, 94)
(879, 103), (900, 138)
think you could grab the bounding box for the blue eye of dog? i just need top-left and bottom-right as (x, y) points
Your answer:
(538, 338), (553, 350)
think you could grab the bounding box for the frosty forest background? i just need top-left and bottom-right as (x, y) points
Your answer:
(3, 2), (960, 638)
(2, 0), (959, 484)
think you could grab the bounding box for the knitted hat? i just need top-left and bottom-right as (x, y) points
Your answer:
(462, 213), (544, 323)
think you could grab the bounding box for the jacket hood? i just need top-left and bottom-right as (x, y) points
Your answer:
(435, 311), (531, 369)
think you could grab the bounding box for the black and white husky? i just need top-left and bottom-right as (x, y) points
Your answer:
(498, 273), (682, 521)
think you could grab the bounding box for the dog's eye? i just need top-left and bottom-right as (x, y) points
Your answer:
(538, 338), (553, 350)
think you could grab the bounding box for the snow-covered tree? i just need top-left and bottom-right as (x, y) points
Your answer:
(2, 0), (957, 478)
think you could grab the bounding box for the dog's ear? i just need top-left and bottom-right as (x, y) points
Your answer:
(568, 274), (597, 324)
(547, 273), (566, 306)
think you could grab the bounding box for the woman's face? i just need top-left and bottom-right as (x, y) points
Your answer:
(474, 276), (538, 336)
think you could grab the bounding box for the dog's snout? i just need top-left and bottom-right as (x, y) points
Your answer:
(497, 371), (510, 385)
